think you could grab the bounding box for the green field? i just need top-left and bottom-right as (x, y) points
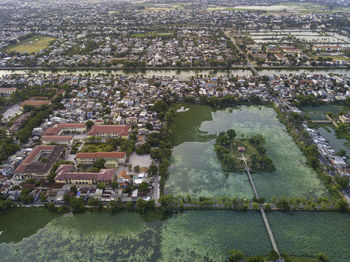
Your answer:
(132, 32), (174, 38)
(5, 35), (55, 53)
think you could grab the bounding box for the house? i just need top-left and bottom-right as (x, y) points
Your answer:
(13, 145), (65, 180)
(339, 114), (350, 124)
(75, 152), (126, 167)
(117, 169), (131, 183)
(87, 125), (131, 139)
(54, 164), (115, 185)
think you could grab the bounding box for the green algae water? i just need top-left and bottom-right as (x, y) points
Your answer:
(267, 211), (350, 262)
(302, 105), (350, 120)
(160, 210), (271, 261)
(1, 209), (350, 261)
(167, 104), (328, 199)
(0, 210), (163, 262)
(302, 105), (350, 162)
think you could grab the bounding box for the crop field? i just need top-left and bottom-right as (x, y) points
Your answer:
(5, 35), (55, 53)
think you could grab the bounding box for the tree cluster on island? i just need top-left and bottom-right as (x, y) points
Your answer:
(214, 129), (275, 172)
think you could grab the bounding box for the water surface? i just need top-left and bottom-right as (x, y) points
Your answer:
(167, 105), (328, 199)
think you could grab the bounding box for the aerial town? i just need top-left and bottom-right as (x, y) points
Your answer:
(0, 0), (350, 261)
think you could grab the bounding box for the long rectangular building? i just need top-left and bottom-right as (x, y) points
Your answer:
(87, 125), (131, 139)
(54, 164), (115, 185)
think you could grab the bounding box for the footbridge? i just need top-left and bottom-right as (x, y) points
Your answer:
(240, 153), (280, 255)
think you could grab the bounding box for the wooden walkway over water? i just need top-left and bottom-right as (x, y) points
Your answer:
(241, 153), (280, 255)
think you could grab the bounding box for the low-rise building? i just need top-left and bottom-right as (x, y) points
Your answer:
(75, 151), (126, 167)
(42, 135), (74, 146)
(87, 125), (131, 139)
(13, 145), (65, 180)
(54, 164), (115, 185)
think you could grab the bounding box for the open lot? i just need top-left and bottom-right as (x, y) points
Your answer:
(5, 35), (55, 53)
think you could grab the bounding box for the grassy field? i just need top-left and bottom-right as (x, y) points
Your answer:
(132, 32), (174, 38)
(5, 35), (55, 53)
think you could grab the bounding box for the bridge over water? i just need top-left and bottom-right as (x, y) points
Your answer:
(240, 153), (280, 255)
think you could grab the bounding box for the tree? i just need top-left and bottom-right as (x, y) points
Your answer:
(69, 197), (85, 213)
(111, 182), (119, 189)
(152, 100), (168, 113)
(70, 185), (77, 195)
(227, 249), (244, 262)
(23, 195), (34, 204)
(145, 123), (153, 130)
(136, 198), (155, 214)
(159, 195), (175, 212)
(248, 256), (264, 262)
(40, 192), (47, 202)
(336, 199), (348, 213)
(107, 199), (123, 213)
(86, 120), (94, 129)
(88, 198), (101, 207)
(316, 253), (329, 262)
(94, 159), (106, 170)
(269, 250), (279, 261)
(138, 182), (149, 192)
(149, 163), (159, 176)
(227, 129), (236, 140)
(0, 199), (13, 211)
(335, 176), (349, 189)
(276, 198), (290, 211)
(97, 182), (106, 190)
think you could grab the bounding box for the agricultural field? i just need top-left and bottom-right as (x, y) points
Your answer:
(5, 35), (55, 53)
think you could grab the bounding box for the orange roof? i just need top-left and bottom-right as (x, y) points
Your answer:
(76, 152), (126, 159)
(117, 170), (130, 180)
(20, 100), (51, 107)
(42, 135), (73, 141)
(87, 125), (131, 136)
(43, 123), (86, 136)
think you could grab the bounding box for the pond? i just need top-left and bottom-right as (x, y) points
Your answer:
(166, 104), (328, 200)
(267, 211), (350, 262)
(1, 209), (350, 261)
(302, 104), (350, 120)
(0, 209), (269, 261)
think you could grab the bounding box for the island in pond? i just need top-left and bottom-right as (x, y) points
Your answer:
(214, 129), (275, 173)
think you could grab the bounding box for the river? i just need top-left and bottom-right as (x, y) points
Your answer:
(0, 68), (349, 80)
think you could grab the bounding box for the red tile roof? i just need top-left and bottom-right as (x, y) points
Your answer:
(55, 165), (115, 182)
(14, 145), (65, 174)
(43, 123), (86, 136)
(20, 100), (51, 107)
(42, 135), (73, 141)
(87, 125), (131, 136)
(76, 152), (126, 159)
(117, 170), (130, 180)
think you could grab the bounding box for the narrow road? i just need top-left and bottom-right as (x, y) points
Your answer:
(223, 31), (260, 76)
